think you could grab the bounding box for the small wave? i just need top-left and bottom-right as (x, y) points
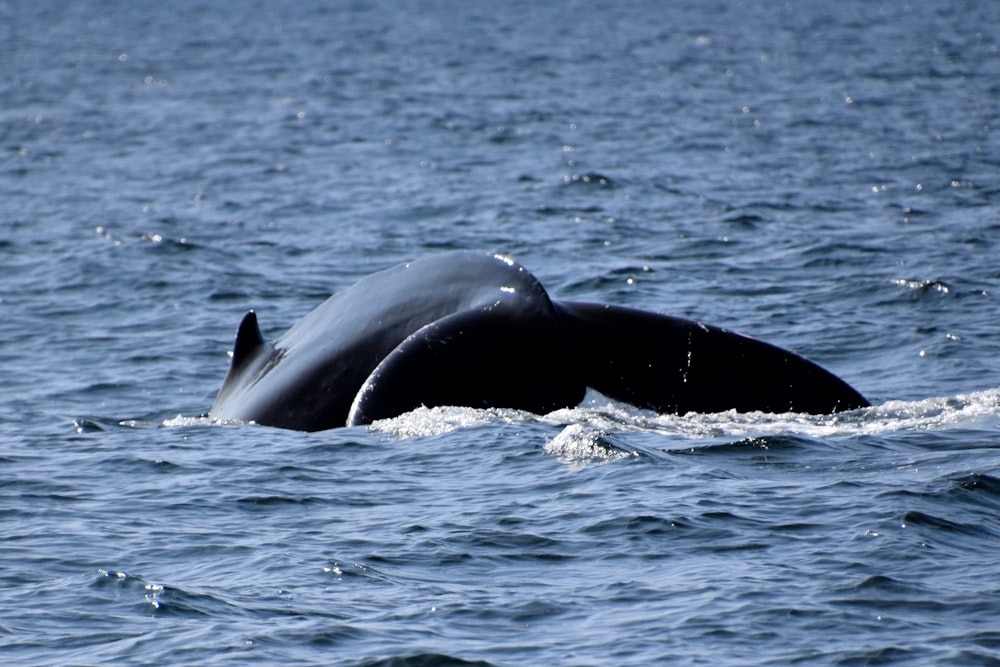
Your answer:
(92, 569), (185, 615)
(73, 414), (216, 432)
(73, 415), (167, 432)
(560, 172), (615, 187)
(955, 473), (1000, 497)
(841, 574), (924, 595)
(92, 568), (252, 618)
(353, 654), (498, 667)
(322, 560), (398, 587)
(900, 510), (993, 538)
(543, 423), (637, 465)
(891, 277), (952, 294)
(72, 417), (118, 432)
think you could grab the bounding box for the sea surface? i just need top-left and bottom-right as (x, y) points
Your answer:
(3, 1), (1000, 664)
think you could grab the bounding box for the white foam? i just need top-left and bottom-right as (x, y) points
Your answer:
(543, 423), (634, 466)
(161, 414), (242, 429)
(368, 405), (530, 439)
(548, 388), (1000, 441)
(161, 388), (1000, 445)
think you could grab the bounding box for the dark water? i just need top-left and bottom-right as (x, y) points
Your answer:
(3, 1), (1000, 664)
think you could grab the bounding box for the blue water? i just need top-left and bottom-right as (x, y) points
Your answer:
(3, 1), (1000, 664)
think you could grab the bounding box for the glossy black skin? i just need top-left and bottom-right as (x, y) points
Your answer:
(208, 251), (869, 431)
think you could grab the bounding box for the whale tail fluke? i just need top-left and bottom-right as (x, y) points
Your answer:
(554, 301), (869, 415)
(347, 303), (585, 426)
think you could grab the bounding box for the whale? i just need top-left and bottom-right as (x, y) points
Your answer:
(208, 251), (869, 431)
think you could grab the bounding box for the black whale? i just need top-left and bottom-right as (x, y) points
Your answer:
(208, 251), (869, 431)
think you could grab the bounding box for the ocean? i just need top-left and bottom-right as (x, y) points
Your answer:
(2, 0), (999, 664)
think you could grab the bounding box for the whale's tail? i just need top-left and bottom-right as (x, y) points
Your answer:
(209, 252), (869, 432)
(554, 301), (869, 415)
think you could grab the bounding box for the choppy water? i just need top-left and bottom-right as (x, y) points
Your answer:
(3, 1), (1000, 664)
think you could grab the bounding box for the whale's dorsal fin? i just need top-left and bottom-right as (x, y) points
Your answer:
(232, 310), (265, 372)
(210, 310), (270, 420)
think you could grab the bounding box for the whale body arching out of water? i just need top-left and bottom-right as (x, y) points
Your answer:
(208, 251), (869, 431)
